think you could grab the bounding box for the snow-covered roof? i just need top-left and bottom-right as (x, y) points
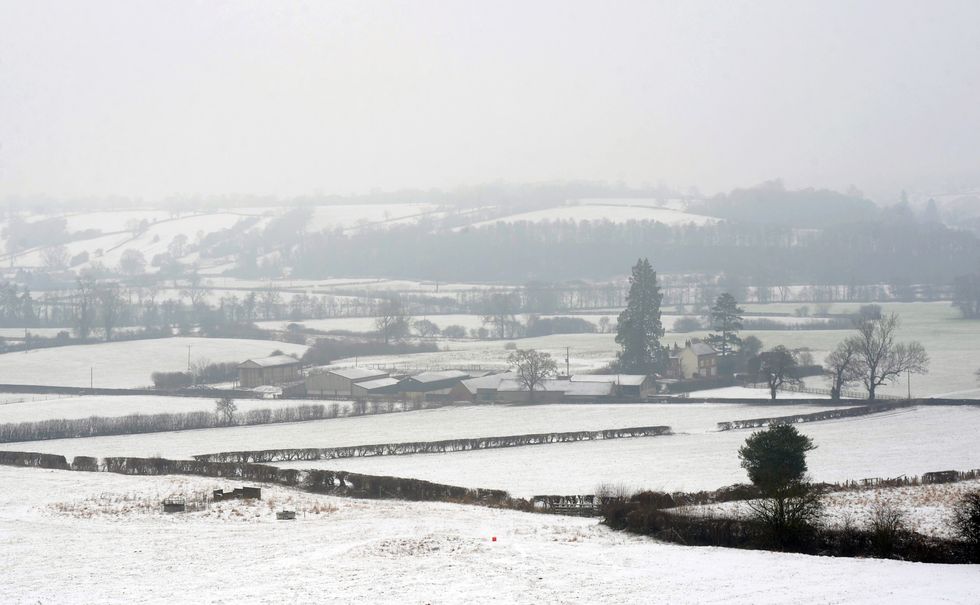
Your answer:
(353, 377), (400, 391)
(409, 370), (471, 384)
(326, 367), (390, 381)
(497, 378), (615, 396)
(458, 372), (517, 393)
(239, 355), (301, 369)
(570, 374), (649, 386)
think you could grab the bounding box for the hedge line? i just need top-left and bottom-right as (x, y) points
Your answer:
(0, 404), (334, 443)
(716, 402), (913, 431)
(0, 451), (511, 506)
(192, 425), (673, 464)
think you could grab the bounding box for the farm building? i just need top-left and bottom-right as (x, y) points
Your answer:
(399, 370), (471, 393)
(238, 355), (302, 388)
(305, 367), (390, 397)
(570, 374), (656, 398)
(450, 372), (517, 401)
(494, 378), (615, 403)
(666, 342), (718, 379)
(351, 377), (401, 397)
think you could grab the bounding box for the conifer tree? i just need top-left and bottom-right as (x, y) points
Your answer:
(707, 292), (744, 372)
(615, 258), (665, 373)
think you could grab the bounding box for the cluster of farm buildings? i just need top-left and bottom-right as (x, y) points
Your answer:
(236, 340), (719, 403)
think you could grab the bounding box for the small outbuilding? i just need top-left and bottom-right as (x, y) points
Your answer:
(450, 371), (517, 401)
(570, 374), (656, 398)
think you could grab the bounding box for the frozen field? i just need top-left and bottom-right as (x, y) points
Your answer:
(1, 466), (976, 604)
(0, 402), (848, 460)
(682, 479), (980, 539)
(0, 394), (350, 424)
(282, 406), (980, 495)
(0, 337), (307, 388)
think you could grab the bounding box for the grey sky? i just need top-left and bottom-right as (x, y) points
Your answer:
(1, 0), (978, 202)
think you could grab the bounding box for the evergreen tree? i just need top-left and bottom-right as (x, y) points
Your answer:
(707, 292), (743, 370)
(615, 258), (665, 373)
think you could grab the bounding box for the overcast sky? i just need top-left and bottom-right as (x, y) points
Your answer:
(1, 0), (978, 202)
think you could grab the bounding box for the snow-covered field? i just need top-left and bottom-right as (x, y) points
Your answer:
(1, 466), (976, 604)
(278, 406), (980, 496)
(0, 337), (307, 388)
(0, 402), (847, 459)
(0, 394), (350, 424)
(686, 386), (829, 399)
(466, 203), (720, 228)
(680, 480), (980, 539)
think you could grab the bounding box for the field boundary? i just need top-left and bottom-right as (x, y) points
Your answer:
(715, 402), (915, 431)
(191, 425), (674, 463)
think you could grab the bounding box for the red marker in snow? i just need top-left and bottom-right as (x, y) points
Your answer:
(492, 536), (497, 542)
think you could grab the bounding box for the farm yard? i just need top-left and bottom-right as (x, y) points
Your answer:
(2, 466), (977, 604)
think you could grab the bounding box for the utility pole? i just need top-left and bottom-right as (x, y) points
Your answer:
(90, 367), (93, 390)
(565, 347), (570, 378)
(907, 368), (911, 400)
(187, 345), (192, 373)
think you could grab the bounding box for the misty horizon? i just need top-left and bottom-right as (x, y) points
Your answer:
(2, 1), (979, 204)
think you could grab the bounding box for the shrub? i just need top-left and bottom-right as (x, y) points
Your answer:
(868, 500), (909, 557)
(950, 490), (980, 561)
(151, 371), (193, 389)
(673, 317), (702, 332)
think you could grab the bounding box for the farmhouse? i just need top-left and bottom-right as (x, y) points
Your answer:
(238, 355), (302, 388)
(667, 342), (718, 379)
(305, 367), (390, 397)
(570, 374), (656, 398)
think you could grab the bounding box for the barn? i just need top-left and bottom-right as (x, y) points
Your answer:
(399, 370), (471, 393)
(351, 377), (402, 397)
(305, 367), (390, 397)
(569, 374), (656, 398)
(238, 355), (302, 389)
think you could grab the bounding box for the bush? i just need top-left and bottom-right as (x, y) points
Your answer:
(524, 316), (596, 337)
(951, 490), (980, 561)
(868, 500), (909, 557)
(673, 317), (702, 332)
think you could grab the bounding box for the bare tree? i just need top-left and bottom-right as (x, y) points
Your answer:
(375, 298), (409, 344)
(758, 346), (802, 400)
(95, 282), (124, 342)
(824, 338), (861, 400)
(852, 313), (929, 400)
(413, 318), (440, 338)
(73, 275), (97, 339)
(507, 348), (558, 402)
(42, 245), (70, 270)
(215, 397), (238, 425)
(482, 291), (520, 339)
(181, 271), (208, 308)
(119, 249), (147, 276)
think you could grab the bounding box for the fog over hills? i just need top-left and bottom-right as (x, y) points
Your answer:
(2, 1), (979, 203)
